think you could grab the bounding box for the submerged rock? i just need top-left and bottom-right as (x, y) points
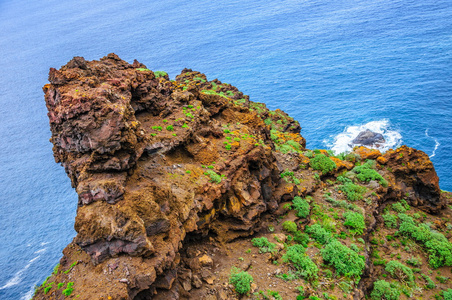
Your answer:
(352, 129), (385, 147)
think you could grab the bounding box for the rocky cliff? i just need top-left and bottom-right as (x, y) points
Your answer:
(34, 54), (452, 300)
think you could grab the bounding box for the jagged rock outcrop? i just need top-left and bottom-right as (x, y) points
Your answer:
(34, 54), (447, 300)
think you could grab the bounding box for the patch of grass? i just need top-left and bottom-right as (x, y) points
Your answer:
(385, 261), (415, 284)
(321, 239), (365, 280)
(337, 178), (366, 202)
(292, 196), (310, 218)
(370, 280), (401, 300)
(230, 267), (253, 295)
(252, 237), (277, 253)
(204, 170), (223, 184)
(383, 213), (398, 228)
(63, 261), (77, 274)
(398, 213), (452, 268)
(309, 154), (336, 174)
(282, 221), (298, 234)
(443, 289), (452, 300)
(343, 211), (365, 235)
(352, 160), (388, 187)
(280, 170), (301, 184)
(421, 274), (436, 289)
(305, 224), (332, 245)
(282, 245), (318, 281)
(154, 71), (167, 78)
(62, 282), (74, 296)
(406, 257), (422, 267)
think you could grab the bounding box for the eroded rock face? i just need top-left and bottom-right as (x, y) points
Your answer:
(36, 54), (305, 299)
(34, 54), (445, 300)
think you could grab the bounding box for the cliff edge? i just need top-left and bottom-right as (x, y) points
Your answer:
(34, 54), (452, 300)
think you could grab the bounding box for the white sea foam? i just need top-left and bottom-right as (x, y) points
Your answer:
(425, 129), (440, 158)
(34, 248), (47, 254)
(0, 255), (40, 290)
(327, 120), (402, 154)
(21, 286), (36, 300)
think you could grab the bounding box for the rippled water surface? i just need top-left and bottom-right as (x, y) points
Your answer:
(0, 0), (451, 298)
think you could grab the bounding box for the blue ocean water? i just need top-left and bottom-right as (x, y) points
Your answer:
(0, 0), (451, 298)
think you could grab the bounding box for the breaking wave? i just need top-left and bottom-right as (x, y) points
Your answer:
(0, 251), (44, 291)
(425, 129), (440, 158)
(327, 120), (402, 154)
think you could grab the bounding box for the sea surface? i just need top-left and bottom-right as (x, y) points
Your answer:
(0, 0), (451, 298)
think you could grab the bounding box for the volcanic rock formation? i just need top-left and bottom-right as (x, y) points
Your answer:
(33, 54), (451, 300)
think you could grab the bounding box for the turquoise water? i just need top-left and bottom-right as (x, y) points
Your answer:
(0, 0), (451, 298)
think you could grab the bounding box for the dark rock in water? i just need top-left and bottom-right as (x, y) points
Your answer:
(352, 129), (385, 146)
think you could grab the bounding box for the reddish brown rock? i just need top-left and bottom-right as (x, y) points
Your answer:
(383, 145), (443, 213)
(33, 54), (447, 300)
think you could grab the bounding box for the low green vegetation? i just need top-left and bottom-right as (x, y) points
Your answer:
(352, 160), (388, 187)
(282, 245), (318, 280)
(337, 176), (366, 201)
(398, 213), (452, 268)
(343, 211), (365, 235)
(292, 196), (310, 218)
(305, 224), (332, 245)
(382, 212), (398, 228)
(320, 239), (365, 280)
(280, 170), (301, 184)
(282, 221), (298, 234)
(62, 282), (74, 296)
(309, 154), (336, 174)
(370, 280), (401, 300)
(385, 261), (415, 285)
(204, 170), (223, 183)
(252, 237), (277, 253)
(230, 267), (253, 295)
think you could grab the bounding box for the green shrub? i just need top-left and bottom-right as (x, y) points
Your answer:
(282, 245), (318, 280)
(392, 202), (406, 213)
(370, 280), (401, 300)
(292, 196), (310, 218)
(385, 261), (414, 284)
(204, 170), (222, 183)
(251, 237), (277, 253)
(324, 195), (358, 211)
(62, 282), (74, 296)
(398, 214), (452, 268)
(382, 213), (398, 228)
(343, 211), (365, 235)
(282, 221), (297, 234)
(352, 160), (388, 187)
(280, 170), (301, 184)
(443, 289), (452, 300)
(305, 224), (332, 245)
(421, 274), (435, 289)
(321, 240), (365, 279)
(229, 267), (253, 295)
(338, 182), (366, 202)
(293, 231), (310, 247)
(154, 71), (168, 78)
(406, 257), (422, 267)
(309, 154), (336, 174)
(166, 125), (174, 131)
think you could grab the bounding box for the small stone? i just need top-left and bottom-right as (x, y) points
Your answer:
(198, 254), (213, 267)
(192, 275), (202, 288)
